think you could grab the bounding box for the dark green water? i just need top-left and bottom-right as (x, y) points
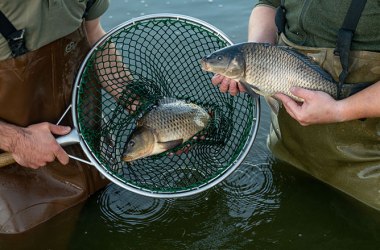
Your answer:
(2, 1), (379, 249)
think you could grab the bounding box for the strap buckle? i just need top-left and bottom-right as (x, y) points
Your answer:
(334, 28), (354, 99)
(275, 5), (287, 34)
(7, 29), (28, 57)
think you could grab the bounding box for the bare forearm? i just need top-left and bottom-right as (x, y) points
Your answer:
(85, 18), (107, 46)
(338, 81), (380, 121)
(248, 5), (278, 43)
(86, 18), (132, 100)
(0, 121), (23, 152)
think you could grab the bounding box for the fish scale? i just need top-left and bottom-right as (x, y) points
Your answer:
(243, 43), (337, 100)
(201, 42), (338, 105)
(123, 99), (210, 162)
(142, 104), (205, 141)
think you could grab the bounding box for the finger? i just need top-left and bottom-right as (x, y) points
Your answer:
(54, 146), (69, 165)
(219, 77), (231, 93)
(275, 97), (298, 121)
(211, 74), (223, 86)
(27, 159), (46, 169)
(274, 93), (292, 103)
(49, 124), (71, 136)
(127, 99), (140, 112)
(274, 93), (301, 114)
(229, 82), (239, 96)
(29, 164), (41, 170)
(46, 153), (56, 163)
(290, 87), (314, 100)
(13, 155), (28, 168)
(237, 82), (246, 92)
(181, 144), (191, 154)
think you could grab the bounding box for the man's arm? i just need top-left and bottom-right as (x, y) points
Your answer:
(85, 18), (107, 46)
(248, 5), (380, 125)
(248, 5), (278, 43)
(0, 121), (70, 168)
(0, 19), (107, 169)
(86, 18), (136, 110)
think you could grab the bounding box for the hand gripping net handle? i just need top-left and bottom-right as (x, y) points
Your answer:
(71, 13), (260, 198)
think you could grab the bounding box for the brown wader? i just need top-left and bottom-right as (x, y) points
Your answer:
(0, 24), (109, 234)
(269, 33), (380, 211)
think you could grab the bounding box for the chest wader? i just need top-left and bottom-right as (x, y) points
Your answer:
(271, 0), (380, 211)
(0, 16), (109, 233)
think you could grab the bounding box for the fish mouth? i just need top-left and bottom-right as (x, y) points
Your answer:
(122, 154), (142, 162)
(200, 58), (209, 71)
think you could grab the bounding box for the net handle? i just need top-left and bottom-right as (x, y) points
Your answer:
(0, 152), (15, 167)
(0, 129), (93, 168)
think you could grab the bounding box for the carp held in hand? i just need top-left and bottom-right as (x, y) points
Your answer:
(122, 98), (210, 162)
(200, 42), (338, 113)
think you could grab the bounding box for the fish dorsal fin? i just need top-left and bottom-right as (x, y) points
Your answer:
(277, 46), (334, 82)
(158, 97), (181, 105)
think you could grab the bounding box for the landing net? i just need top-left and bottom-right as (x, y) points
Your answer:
(73, 14), (260, 197)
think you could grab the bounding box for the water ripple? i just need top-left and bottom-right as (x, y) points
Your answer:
(97, 184), (171, 233)
(216, 162), (281, 230)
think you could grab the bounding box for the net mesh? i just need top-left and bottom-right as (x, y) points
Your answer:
(75, 15), (259, 195)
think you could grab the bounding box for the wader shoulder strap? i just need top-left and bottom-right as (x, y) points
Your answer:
(334, 0), (367, 99)
(275, 0), (286, 34)
(0, 0), (95, 58)
(0, 11), (28, 57)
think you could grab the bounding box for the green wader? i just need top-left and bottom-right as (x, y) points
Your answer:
(0, 23), (109, 234)
(268, 34), (380, 211)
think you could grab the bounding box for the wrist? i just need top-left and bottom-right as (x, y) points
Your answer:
(0, 121), (24, 153)
(335, 98), (363, 122)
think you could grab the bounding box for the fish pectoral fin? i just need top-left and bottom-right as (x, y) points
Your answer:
(239, 81), (260, 98)
(157, 139), (184, 151)
(265, 96), (281, 115)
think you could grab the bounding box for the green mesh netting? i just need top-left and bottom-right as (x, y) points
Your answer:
(74, 14), (259, 196)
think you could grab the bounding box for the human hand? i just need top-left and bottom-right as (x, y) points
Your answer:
(11, 123), (71, 169)
(274, 87), (343, 126)
(211, 74), (246, 96)
(123, 93), (141, 113)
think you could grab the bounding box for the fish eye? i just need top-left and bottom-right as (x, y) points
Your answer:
(128, 140), (135, 148)
(217, 56), (223, 60)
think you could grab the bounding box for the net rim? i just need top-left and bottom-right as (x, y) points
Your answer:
(70, 13), (261, 198)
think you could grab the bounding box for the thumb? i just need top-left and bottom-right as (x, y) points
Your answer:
(290, 87), (314, 100)
(49, 124), (71, 136)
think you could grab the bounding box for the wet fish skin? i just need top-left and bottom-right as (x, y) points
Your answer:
(122, 99), (210, 162)
(200, 42), (338, 112)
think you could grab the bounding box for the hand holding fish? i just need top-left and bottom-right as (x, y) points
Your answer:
(211, 74), (246, 96)
(275, 87), (343, 126)
(201, 42), (338, 114)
